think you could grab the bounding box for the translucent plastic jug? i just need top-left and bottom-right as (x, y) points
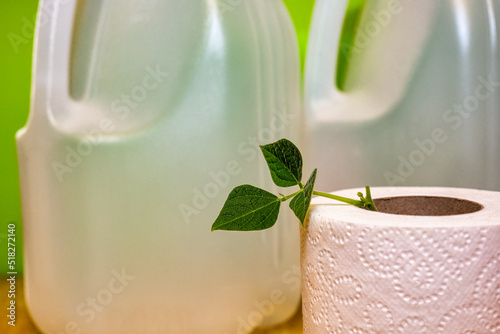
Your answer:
(305, 0), (500, 191)
(16, 1), (301, 333)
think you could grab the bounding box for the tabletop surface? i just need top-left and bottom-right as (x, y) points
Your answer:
(0, 277), (303, 334)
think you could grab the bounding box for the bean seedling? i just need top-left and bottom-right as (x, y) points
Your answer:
(211, 138), (376, 231)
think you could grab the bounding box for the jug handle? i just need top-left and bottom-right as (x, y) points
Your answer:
(305, 0), (350, 111)
(25, 0), (77, 130)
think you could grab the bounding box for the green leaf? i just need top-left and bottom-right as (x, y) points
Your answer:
(260, 139), (303, 188)
(211, 185), (281, 231)
(289, 169), (317, 225)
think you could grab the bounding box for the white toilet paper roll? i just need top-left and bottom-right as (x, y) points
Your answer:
(301, 187), (500, 333)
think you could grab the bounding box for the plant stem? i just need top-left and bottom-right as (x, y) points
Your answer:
(280, 190), (302, 202)
(313, 188), (378, 211)
(365, 186), (373, 203)
(312, 191), (364, 207)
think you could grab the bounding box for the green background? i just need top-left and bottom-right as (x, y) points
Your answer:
(0, 1), (315, 275)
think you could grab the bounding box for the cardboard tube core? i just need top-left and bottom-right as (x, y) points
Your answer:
(373, 196), (483, 216)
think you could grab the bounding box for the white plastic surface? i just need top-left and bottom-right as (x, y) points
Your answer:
(305, 0), (500, 191)
(16, 1), (301, 333)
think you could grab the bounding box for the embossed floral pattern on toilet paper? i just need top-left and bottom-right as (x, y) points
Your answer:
(306, 216), (354, 246)
(396, 316), (428, 333)
(301, 219), (500, 334)
(437, 303), (499, 333)
(472, 252), (500, 306)
(306, 249), (363, 305)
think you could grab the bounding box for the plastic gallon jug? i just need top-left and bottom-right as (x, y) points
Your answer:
(16, 1), (301, 333)
(305, 0), (500, 191)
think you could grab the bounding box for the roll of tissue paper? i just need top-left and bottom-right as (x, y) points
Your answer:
(301, 187), (500, 333)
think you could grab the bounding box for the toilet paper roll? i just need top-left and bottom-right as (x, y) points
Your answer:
(301, 187), (500, 333)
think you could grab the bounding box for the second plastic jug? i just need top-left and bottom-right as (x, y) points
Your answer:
(305, 0), (500, 191)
